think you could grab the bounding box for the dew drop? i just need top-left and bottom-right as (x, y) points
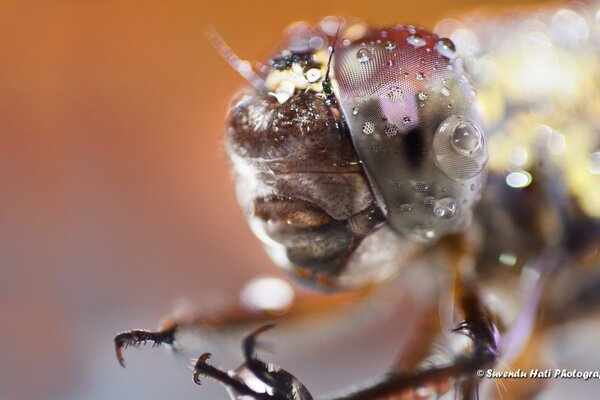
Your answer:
(416, 72), (425, 81)
(403, 116), (411, 124)
(385, 41), (396, 51)
(413, 226), (435, 241)
(384, 124), (399, 136)
(441, 86), (451, 97)
(400, 203), (413, 212)
(356, 47), (372, 63)
(451, 120), (483, 155)
(433, 197), (457, 218)
(433, 115), (488, 181)
(305, 68), (322, 83)
(418, 91), (428, 101)
(435, 38), (457, 59)
(386, 86), (403, 102)
(414, 181), (429, 192)
(362, 121), (375, 135)
(352, 107), (359, 116)
(407, 35), (426, 47)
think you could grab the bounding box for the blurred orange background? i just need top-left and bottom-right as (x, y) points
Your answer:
(0, 1), (563, 399)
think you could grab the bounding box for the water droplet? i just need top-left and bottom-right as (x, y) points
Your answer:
(408, 25), (416, 34)
(433, 197), (457, 218)
(407, 35), (426, 48)
(441, 86), (451, 97)
(435, 38), (457, 59)
(506, 171), (532, 188)
(418, 91), (428, 101)
(413, 226), (435, 241)
(387, 59), (394, 67)
(416, 72), (425, 81)
(305, 68), (322, 83)
(352, 107), (359, 116)
(362, 121), (375, 135)
(386, 86), (403, 102)
(589, 151), (600, 174)
(403, 116), (411, 124)
(400, 203), (413, 212)
(433, 115), (488, 181)
(384, 124), (399, 137)
(451, 120), (483, 155)
(356, 48), (372, 63)
(385, 41), (396, 51)
(414, 181), (429, 192)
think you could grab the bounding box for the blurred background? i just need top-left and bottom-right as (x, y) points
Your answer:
(0, 1), (591, 399)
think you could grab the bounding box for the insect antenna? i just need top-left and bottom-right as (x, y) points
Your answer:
(205, 26), (266, 90)
(322, 20), (342, 98)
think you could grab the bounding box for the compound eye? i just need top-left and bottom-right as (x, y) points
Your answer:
(433, 115), (488, 181)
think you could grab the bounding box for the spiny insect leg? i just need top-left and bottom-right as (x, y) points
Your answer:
(191, 352), (277, 400)
(322, 283), (497, 400)
(114, 324), (177, 367)
(113, 287), (374, 366)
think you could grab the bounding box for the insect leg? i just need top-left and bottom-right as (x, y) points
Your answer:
(114, 286), (374, 367)
(321, 280), (498, 400)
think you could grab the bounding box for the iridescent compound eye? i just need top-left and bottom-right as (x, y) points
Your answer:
(333, 28), (487, 242)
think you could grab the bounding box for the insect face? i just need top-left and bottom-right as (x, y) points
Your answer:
(225, 21), (488, 288)
(334, 27), (488, 242)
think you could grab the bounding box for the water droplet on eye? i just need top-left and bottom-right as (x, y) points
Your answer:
(441, 86), (451, 97)
(414, 181), (429, 192)
(435, 38), (457, 59)
(407, 35), (426, 47)
(400, 203), (413, 212)
(433, 115), (488, 181)
(451, 120), (483, 155)
(403, 116), (411, 124)
(384, 124), (399, 137)
(408, 25), (416, 34)
(352, 107), (359, 116)
(433, 197), (457, 218)
(413, 226), (435, 241)
(418, 91), (428, 101)
(356, 48), (372, 63)
(416, 72), (425, 81)
(385, 41), (396, 51)
(362, 121), (375, 135)
(386, 86), (403, 102)
(305, 68), (322, 83)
